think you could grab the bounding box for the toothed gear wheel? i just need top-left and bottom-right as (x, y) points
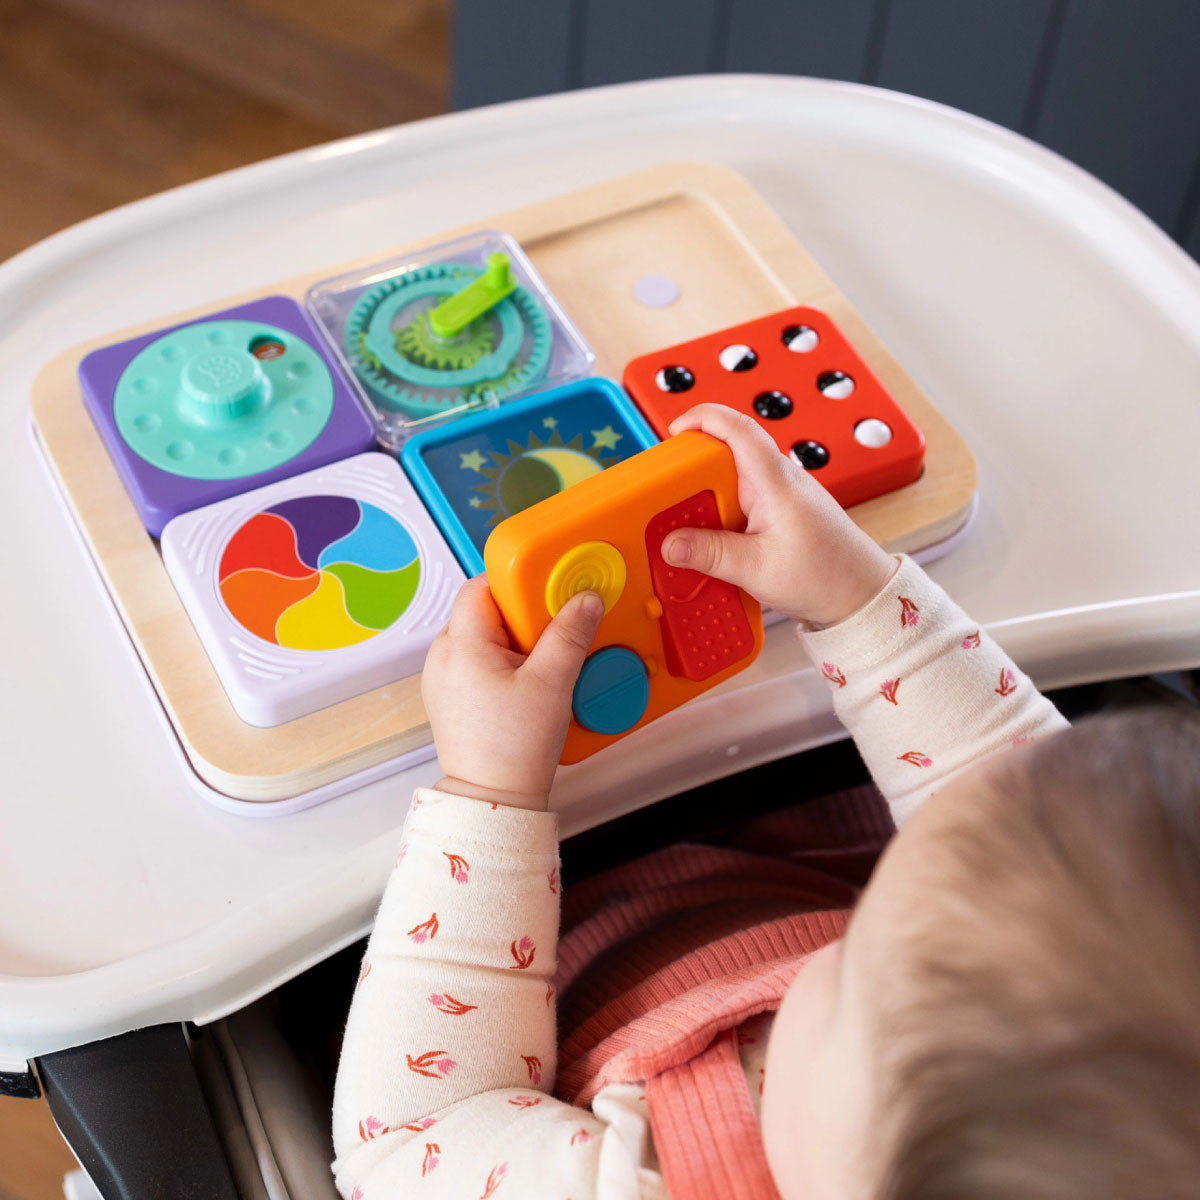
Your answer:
(396, 309), (495, 370)
(466, 355), (527, 398)
(343, 261), (553, 420)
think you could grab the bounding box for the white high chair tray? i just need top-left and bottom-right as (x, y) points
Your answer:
(1, 75), (1198, 1068)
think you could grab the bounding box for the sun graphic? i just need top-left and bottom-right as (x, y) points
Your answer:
(462, 427), (620, 526)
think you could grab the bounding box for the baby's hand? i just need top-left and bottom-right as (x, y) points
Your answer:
(663, 405), (897, 627)
(422, 576), (604, 811)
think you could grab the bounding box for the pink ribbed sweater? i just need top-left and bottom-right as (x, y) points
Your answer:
(553, 799), (884, 1199)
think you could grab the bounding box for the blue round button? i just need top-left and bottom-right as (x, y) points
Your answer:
(572, 647), (650, 736)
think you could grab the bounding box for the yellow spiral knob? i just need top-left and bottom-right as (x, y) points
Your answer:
(545, 541), (626, 617)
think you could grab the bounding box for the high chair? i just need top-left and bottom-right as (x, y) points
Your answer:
(4, 74), (1200, 1198)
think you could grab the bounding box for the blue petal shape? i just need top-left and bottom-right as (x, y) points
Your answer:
(317, 501), (417, 572)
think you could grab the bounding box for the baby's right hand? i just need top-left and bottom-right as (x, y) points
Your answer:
(662, 405), (897, 627)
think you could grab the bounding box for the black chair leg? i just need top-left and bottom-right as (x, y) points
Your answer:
(39, 1023), (240, 1200)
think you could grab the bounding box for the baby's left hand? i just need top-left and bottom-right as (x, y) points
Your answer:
(422, 576), (605, 811)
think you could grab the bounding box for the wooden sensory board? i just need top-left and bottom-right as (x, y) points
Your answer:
(30, 162), (977, 803)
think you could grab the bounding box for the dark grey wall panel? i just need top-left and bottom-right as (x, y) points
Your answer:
(875, 0), (1054, 130)
(1187, 210), (1200, 261)
(579, 0), (721, 86)
(451, 0), (576, 109)
(449, 0), (1200, 261)
(1031, 0), (1200, 232)
(1180, 160), (1200, 253)
(721, 0), (878, 81)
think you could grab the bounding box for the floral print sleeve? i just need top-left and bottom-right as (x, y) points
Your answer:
(332, 789), (622, 1197)
(799, 555), (1068, 826)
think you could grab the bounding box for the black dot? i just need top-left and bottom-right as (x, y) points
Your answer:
(656, 365), (694, 393)
(790, 440), (829, 469)
(753, 390), (793, 420)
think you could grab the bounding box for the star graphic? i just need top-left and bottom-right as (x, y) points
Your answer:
(459, 449), (486, 472)
(542, 416), (558, 430)
(591, 425), (622, 451)
(468, 497), (484, 508)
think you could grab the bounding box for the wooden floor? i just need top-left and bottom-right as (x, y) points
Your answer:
(0, 0), (450, 263)
(0, 1096), (77, 1200)
(0, 3), (448, 1193)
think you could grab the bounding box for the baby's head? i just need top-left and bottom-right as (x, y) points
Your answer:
(762, 707), (1200, 1200)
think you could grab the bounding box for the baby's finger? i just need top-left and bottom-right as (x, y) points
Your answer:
(668, 404), (785, 486)
(661, 525), (763, 592)
(522, 591), (604, 692)
(447, 575), (511, 648)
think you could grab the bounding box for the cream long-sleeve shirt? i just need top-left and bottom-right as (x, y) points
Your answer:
(331, 557), (1067, 1198)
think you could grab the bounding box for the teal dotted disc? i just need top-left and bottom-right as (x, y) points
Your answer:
(114, 320), (334, 480)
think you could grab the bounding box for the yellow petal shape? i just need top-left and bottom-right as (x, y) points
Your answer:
(275, 570), (377, 650)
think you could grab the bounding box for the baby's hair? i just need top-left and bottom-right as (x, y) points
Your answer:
(876, 707), (1200, 1200)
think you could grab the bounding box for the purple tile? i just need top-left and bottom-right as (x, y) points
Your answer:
(79, 295), (375, 536)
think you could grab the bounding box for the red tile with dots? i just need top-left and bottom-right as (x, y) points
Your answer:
(622, 305), (926, 508)
(645, 491), (757, 681)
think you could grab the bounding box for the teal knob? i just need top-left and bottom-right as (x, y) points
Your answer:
(179, 348), (268, 424)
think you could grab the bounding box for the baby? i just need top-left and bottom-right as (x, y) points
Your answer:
(332, 404), (1200, 1199)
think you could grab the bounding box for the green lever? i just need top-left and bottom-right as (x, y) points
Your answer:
(428, 253), (516, 338)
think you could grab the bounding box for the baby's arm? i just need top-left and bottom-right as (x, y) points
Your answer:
(663, 406), (1066, 825)
(795, 555), (1066, 823)
(332, 581), (621, 1197)
(331, 789), (614, 1197)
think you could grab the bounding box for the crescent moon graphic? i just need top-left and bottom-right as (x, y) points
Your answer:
(524, 446), (605, 489)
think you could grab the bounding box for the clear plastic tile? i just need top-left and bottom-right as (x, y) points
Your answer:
(305, 230), (594, 449)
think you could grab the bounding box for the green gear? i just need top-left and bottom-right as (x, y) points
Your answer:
(396, 310), (495, 370)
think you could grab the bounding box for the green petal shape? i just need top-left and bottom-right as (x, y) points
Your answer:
(324, 559), (420, 631)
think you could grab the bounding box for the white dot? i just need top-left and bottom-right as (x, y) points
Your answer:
(633, 274), (679, 308)
(718, 343), (757, 372)
(854, 418), (893, 448)
(819, 371), (855, 400)
(783, 325), (819, 353)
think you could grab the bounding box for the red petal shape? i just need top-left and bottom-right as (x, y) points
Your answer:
(219, 513), (311, 582)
